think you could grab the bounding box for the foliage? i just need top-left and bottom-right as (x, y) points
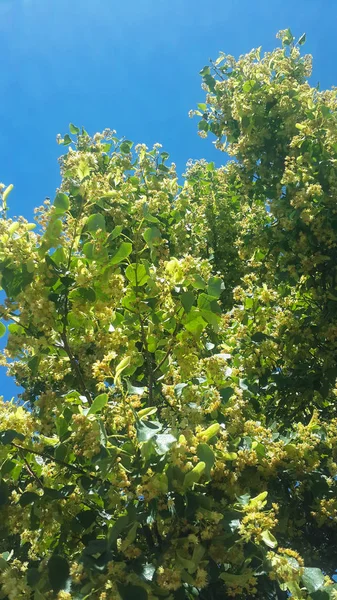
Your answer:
(0, 29), (337, 599)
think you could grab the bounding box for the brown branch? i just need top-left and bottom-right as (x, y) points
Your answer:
(60, 329), (92, 406)
(12, 443), (91, 477)
(153, 316), (182, 374)
(59, 197), (92, 405)
(18, 449), (44, 488)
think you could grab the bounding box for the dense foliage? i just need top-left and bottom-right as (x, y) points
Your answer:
(0, 29), (337, 599)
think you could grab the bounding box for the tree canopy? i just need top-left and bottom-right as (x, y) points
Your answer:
(0, 29), (337, 599)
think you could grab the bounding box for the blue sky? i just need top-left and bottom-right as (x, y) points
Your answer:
(0, 0), (336, 399)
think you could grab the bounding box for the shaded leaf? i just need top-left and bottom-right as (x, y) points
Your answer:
(48, 555), (70, 592)
(118, 584), (148, 600)
(19, 491), (40, 507)
(0, 430), (25, 445)
(111, 242), (132, 264)
(181, 291), (195, 313)
(0, 481), (9, 506)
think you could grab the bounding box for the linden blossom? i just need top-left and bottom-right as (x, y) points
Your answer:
(0, 28), (337, 600)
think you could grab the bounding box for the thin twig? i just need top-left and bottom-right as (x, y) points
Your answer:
(12, 443), (92, 477)
(19, 449), (44, 488)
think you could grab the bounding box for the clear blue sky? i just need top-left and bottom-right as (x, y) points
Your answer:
(0, 0), (335, 399)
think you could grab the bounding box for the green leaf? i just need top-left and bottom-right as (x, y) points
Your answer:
(198, 293), (220, 313)
(111, 242), (132, 264)
(184, 310), (207, 336)
(19, 491), (40, 507)
(75, 509), (97, 529)
(87, 393), (108, 415)
(55, 416), (68, 439)
(83, 539), (107, 556)
(137, 406), (157, 419)
(0, 322), (6, 338)
(143, 227), (162, 247)
(183, 462), (206, 489)
(2, 183), (13, 206)
(26, 258), (35, 273)
(302, 568), (325, 594)
(125, 263), (149, 286)
(1, 459), (16, 475)
(155, 433), (176, 454)
(181, 291), (195, 313)
(136, 420), (162, 442)
(86, 213), (106, 232)
(120, 522), (139, 552)
(83, 242), (95, 258)
(220, 387), (234, 402)
(176, 550), (195, 574)
(142, 564), (156, 582)
(282, 28), (295, 46)
(207, 276), (223, 299)
(110, 225), (123, 240)
(311, 590), (331, 600)
(77, 287), (96, 302)
(69, 123), (80, 134)
(198, 120), (209, 132)
(54, 193), (70, 213)
(220, 572), (254, 586)
(298, 33), (306, 46)
(261, 530), (278, 548)
(197, 443), (215, 477)
(251, 332), (269, 342)
(63, 134), (72, 146)
(118, 584), (148, 600)
(47, 555), (70, 592)
(0, 481), (9, 506)
(175, 383), (188, 398)
(8, 221), (20, 235)
(114, 356), (131, 386)
(27, 567), (41, 588)
(202, 423), (220, 441)
(100, 142), (112, 153)
(127, 381), (145, 395)
(120, 141), (132, 154)
(77, 160), (90, 180)
(243, 79), (256, 93)
(191, 274), (206, 290)
(28, 355), (40, 376)
(203, 74), (216, 92)
(108, 515), (129, 547)
(142, 203), (160, 223)
(0, 430), (25, 445)
(45, 218), (62, 240)
(200, 66), (210, 76)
